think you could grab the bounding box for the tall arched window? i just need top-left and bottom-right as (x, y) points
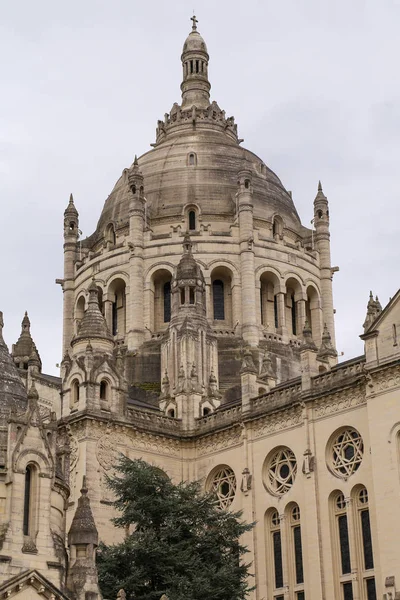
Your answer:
(213, 280), (225, 320)
(163, 281), (171, 322)
(105, 223), (116, 245)
(23, 465), (32, 536)
(332, 492), (353, 599)
(354, 487), (376, 600)
(291, 294), (297, 335)
(270, 510), (284, 592)
(72, 380), (80, 404)
(188, 210), (196, 231)
(23, 464), (37, 539)
(289, 504), (304, 589)
(100, 380), (109, 401)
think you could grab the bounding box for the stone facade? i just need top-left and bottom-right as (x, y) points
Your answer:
(1, 16), (400, 600)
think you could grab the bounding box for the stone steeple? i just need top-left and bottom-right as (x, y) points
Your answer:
(12, 311), (42, 372)
(180, 16), (211, 110)
(71, 281), (113, 352)
(67, 476), (102, 600)
(0, 311), (28, 421)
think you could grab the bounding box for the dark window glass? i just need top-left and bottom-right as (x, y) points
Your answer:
(189, 288), (195, 304)
(23, 466), (32, 536)
(163, 282), (171, 322)
(343, 582), (353, 600)
(273, 530), (283, 589)
(291, 294), (297, 335)
(274, 295), (278, 328)
(112, 301), (118, 335)
(338, 514), (351, 574)
(296, 593), (305, 600)
(276, 597), (284, 600)
(293, 525), (304, 584)
(100, 381), (107, 400)
(361, 509), (374, 570)
(213, 280), (225, 320)
(366, 578), (377, 600)
(189, 210), (196, 229)
(181, 288), (185, 305)
(260, 288), (264, 325)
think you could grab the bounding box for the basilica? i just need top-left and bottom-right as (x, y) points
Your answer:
(1, 16), (400, 600)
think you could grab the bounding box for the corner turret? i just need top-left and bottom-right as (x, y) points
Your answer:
(62, 194), (80, 355)
(12, 312), (42, 373)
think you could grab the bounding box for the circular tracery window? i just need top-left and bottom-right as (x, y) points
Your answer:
(209, 466), (236, 509)
(264, 447), (297, 496)
(330, 428), (364, 478)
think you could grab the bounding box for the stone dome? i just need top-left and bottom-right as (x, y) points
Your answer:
(87, 18), (305, 246)
(0, 312), (27, 422)
(182, 30), (208, 55)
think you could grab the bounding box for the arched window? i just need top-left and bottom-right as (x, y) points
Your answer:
(105, 223), (116, 245)
(288, 505), (304, 589)
(163, 282), (171, 322)
(203, 407), (211, 416)
(189, 288), (195, 304)
(213, 280), (225, 320)
(259, 272), (279, 330)
(72, 380), (80, 404)
(167, 408), (175, 418)
(108, 278), (126, 337)
(188, 210), (196, 230)
(270, 510), (284, 592)
(331, 492), (353, 599)
(23, 464), (37, 539)
(100, 380), (109, 401)
(291, 294), (297, 335)
(354, 487), (376, 599)
(188, 152), (197, 166)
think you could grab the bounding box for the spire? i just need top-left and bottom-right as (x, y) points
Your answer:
(64, 193), (78, 217)
(318, 180), (322, 192)
(314, 180), (327, 202)
(317, 324), (337, 361)
(12, 311), (42, 372)
(68, 476), (98, 547)
(0, 311), (27, 415)
(301, 321), (317, 351)
(72, 281), (113, 345)
(180, 16), (211, 110)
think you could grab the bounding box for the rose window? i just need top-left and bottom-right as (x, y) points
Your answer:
(209, 466), (236, 509)
(330, 428), (364, 478)
(265, 447), (297, 495)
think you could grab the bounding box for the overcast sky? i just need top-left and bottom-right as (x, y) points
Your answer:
(1, 0), (399, 375)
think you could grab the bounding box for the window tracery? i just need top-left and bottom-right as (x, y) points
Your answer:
(264, 447), (297, 496)
(208, 466), (236, 509)
(330, 428), (364, 478)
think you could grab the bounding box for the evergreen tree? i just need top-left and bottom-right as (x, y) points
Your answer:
(97, 456), (254, 600)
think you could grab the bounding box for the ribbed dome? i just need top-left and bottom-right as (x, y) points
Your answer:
(0, 312), (27, 421)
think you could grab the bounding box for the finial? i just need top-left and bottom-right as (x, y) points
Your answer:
(28, 381), (39, 400)
(69, 193), (74, 203)
(190, 14), (198, 31)
(133, 155), (138, 166)
(81, 475), (88, 495)
(318, 180), (322, 192)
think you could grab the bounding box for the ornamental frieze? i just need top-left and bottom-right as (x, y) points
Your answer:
(313, 389), (365, 419)
(252, 406), (303, 439)
(196, 426), (242, 455)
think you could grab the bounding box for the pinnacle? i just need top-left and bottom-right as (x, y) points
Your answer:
(28, 381), (39, 400)
(318, 180), (322, 192)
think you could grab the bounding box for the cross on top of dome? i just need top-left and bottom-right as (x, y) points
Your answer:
(191, 14), (198, 31)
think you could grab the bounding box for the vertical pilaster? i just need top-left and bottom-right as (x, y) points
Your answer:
(237, 170), (258, 346)
(127, 159), (145, 351)
(314, 182), (336, 349)
(62, 195), (79, 356)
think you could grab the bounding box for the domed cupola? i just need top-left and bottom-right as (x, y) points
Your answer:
(71, 282), (114, 354)
(0, 311), (27, 421)
(171, 234), (206, 320)
(180, 16), (210, 110)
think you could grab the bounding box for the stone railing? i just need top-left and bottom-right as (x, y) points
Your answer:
(251, 380), (301, 415)
(195, 403), (242, 432)
(127, 407), (182, 433)
(312, 356), (365, 392)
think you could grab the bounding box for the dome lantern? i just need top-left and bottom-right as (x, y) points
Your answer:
(180, 16), (211, 110)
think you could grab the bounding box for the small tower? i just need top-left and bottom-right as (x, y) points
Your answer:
(363, 291), (382, 331)
(12, 312), (42, 373)
(313, 182), (336, 349)
(180, 16), (211, 110)
(237, 169), (259, 346)
(67, 476), (102, 600)
(127, 157), (146, 351)
(317, 323), (338, 370)
(160, 234), (220, 427)
(63, 194), (79, 355)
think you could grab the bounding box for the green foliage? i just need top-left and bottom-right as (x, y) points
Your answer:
(97, 457), (254, 600)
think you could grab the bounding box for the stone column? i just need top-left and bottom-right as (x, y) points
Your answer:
(276, 292), (288, 337)
(237, 170), (258, 346)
